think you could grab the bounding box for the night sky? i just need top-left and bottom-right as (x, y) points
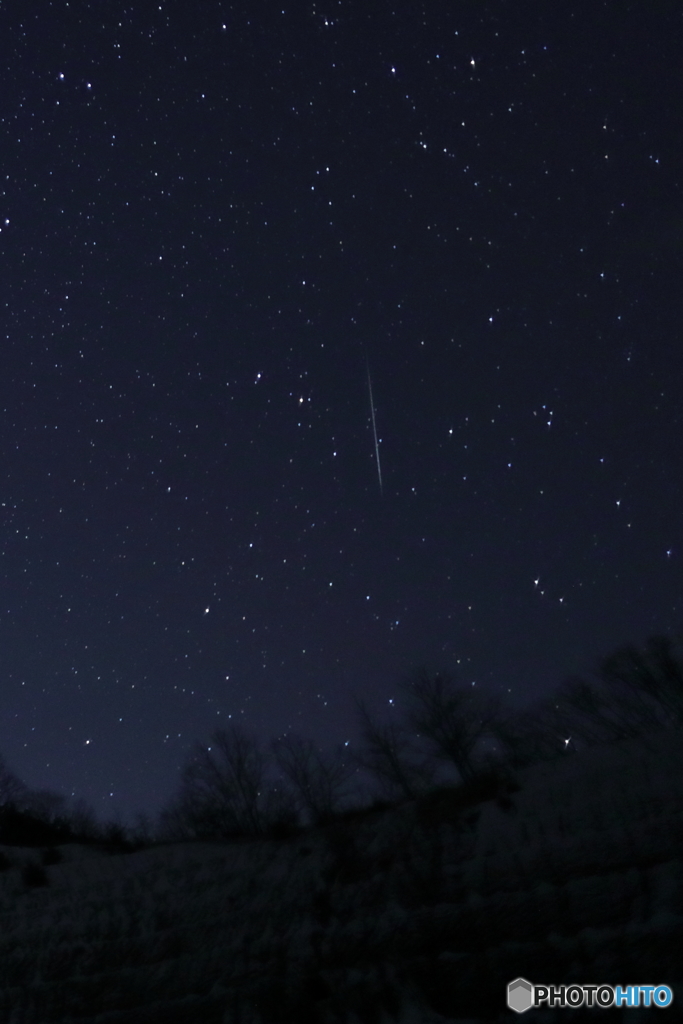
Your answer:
(2, 1), (682, 822)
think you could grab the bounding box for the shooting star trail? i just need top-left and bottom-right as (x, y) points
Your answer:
(366, 355), (383, 496)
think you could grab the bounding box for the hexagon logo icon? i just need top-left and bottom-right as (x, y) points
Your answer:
(508, 977), (534, 1013)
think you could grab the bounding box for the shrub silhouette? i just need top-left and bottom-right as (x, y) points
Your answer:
(266, 815), (300, 841)
(415, 768), (519, 828)
(100, 821), (138, 853)
(0, 805), (74, 846)
(22, 861), (49, 888)
(41, 846), (63, 866)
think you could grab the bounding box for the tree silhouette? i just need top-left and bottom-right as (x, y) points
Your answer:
(355, 700), (435, 801)
(489, 704), (569, 768)
(403, 670), (500, 783)
(272, 734), (354, 825)
(549, 634), (683, 749)
(160, 725), (269, 839)
(599, 634), (683, 726)
(0, 754), (28, 808)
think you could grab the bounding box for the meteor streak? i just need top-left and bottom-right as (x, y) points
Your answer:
(366, 355), (383, 495)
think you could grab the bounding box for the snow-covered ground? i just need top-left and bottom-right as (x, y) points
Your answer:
(0, 729), (681, 1022)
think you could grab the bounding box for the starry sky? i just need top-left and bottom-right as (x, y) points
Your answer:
(1, 1), (682, 822)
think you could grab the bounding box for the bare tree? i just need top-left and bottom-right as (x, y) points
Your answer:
(355, 700), (435, 801)
(404, 670), (501, 783)
(272, 734), (354, 825)
(161, 725), (269, 839)
(21, 789), (68, 823)
(491, 702), (574, 767)
(67, 798), (100, 840)
(550, 675), (651, 746)
(130, 811), (154, 846)
(259, 784), (300, 835)
(0, 754), (28, 808)
(599, 635), (683, 727)
(157, 796), (191, 842)
(491, 634), (683, 767)
(548, 634), (683, 748)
